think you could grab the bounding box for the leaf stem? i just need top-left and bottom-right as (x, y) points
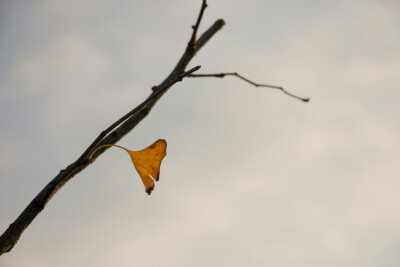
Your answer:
(89, 144), (129, 160)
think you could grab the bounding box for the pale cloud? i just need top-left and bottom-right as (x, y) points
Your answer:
(12, 31), (118, 140)
(40, 0), (103, 25)
(0, 137), (19, 173)
(13, 32), (109, 96)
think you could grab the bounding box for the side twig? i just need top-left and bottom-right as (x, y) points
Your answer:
(188, 0), (208, 49)
(189, 72), (310, 102)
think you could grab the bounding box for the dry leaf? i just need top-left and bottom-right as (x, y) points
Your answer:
(127, 139), (167, 194)
(89, 139), (167, 195)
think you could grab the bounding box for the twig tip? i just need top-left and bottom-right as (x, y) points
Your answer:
(217, 19), (226, 25)
(193, 65), (201, 71)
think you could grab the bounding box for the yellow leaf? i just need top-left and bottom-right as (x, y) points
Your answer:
(128, 139), (167, 195)
(89, 139), (167, 195)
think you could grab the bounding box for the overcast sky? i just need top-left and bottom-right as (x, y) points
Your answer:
(1, 0), (400, 266)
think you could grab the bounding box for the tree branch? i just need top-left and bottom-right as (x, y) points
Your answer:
(0, 0), (224, 256)
(1, 0), (309, 256)
(189, 72), (310, 102)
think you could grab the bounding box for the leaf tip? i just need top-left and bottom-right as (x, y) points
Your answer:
(146, 186), (153, 195)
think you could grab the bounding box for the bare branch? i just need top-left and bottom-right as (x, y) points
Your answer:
(1, 0), (308, 257)
(1, 0), (225, 255)
(189, 72), (310, 102)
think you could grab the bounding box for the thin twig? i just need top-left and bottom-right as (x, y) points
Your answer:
(189, 72), (310, 102)
(188, 0), (208, 49)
